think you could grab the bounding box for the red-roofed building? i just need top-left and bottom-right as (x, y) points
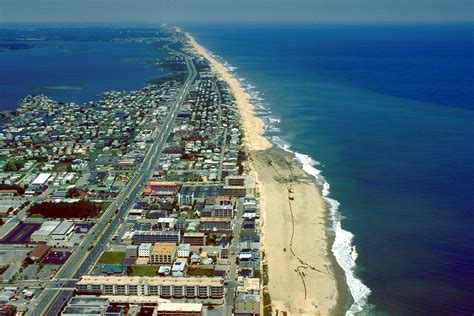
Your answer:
(143, 182), (179, 197)
(29, 244), (50, 262)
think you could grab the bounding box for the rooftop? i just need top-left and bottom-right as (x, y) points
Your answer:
(77, 275), (222, 286)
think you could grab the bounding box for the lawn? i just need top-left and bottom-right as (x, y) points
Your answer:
(186, 265), (214, 277)
(131, 265), (160, 276)
(97, 251), (125, 264)
(52, 162), (71, 172)
(97, 201), (112, 217)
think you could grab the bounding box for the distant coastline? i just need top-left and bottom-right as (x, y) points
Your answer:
(36, 84), (86, 91)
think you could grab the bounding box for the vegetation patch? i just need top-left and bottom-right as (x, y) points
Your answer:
(186, 265), (214, 277)
(28, 200), (100, 218)
(97, 251), (126, 265)
(131, 265), (160, 276)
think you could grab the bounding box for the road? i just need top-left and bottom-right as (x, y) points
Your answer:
(28, 42), (197, 316)
(223, 199), (244, 315)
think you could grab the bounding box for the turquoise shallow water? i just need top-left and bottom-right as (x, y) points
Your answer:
(183, 23), (474, 315)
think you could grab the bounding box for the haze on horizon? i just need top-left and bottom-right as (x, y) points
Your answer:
(1, 0), (473, 23)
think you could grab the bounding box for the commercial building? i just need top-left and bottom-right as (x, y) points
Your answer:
(76, 276), (225, 299)
(51, 220), (75, 240)
(223, 176), (255, 198)
(183, 232), (206, 246)
(132, 231), (180, 245)
(155, 303), (203, 316)
(29, 244), (51, 262)
(62, 296), (110, 316)
(143, 181), (179, 196)
(30, 221), (60, 242)
(30, 173), (51, 192)
(150, 242), (176, 264)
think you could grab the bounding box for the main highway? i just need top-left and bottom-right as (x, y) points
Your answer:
(28, 39), (197, 315)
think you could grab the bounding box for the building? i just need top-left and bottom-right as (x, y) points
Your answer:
(62, 296), (110, 316)
(199, 217), (231, 232)
(132, 231), (180, 245)
(29, 244), (51, 262)
(157, 217), (177, 230)
(50, 220), (75, 240)
(223, 176), (255, 197)
(235, 278), (260, 316)
(183, 232), (206, 246)
(150, 242), (176, 264)
(155, 303), (203, 316)
(30, 173), (51, 192)
(126, 245), (138, 258)
(171, 261), (186, 277)
(76, 276), (224, 299)
(235, 293), (260, 316)
(143, 181), (179, 196)
(138, 243), (152, 257)
(30, 220), (60, 242)
(219, 238), (229, 259)
(177, 243), (191, 258)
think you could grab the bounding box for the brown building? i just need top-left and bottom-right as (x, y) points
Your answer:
(150, 242), (176, 264)
(29, 244), (50, 262)
(183, 232), (206, 246)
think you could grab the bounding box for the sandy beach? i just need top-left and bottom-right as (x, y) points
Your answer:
(185, 32), (340, 315)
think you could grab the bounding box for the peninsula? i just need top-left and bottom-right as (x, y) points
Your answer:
(0, 26), (343, 316)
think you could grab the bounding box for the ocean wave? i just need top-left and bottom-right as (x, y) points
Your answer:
(204, 47), (372, 314)
(271, 128), (372, 316)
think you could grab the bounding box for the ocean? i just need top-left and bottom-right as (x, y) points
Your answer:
(182, 23), (474, 315)
(1, 23), (473, 315)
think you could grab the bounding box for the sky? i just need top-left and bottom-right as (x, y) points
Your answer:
(0, 0), (473, 23)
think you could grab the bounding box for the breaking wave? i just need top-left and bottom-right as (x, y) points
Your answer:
(216, 54), (372, 315)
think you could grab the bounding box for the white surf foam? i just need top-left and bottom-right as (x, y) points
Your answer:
(276, 139), (372, 316)
(203, 46), (372, 314)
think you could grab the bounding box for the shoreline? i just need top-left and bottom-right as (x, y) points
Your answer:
(184, 31), (346, 315)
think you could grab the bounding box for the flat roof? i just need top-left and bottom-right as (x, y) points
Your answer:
(78, 275), (222, 286)
(157, 302), (203, 312)
(200, 217), (231, 222)
(52, 221), (74, 235)
(62, 306), (105, 315)
(31, 221), (61, 236)
(32, 173), (51, 185)
(151, 242), (176, 255)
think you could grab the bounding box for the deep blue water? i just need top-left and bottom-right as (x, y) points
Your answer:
(182, 23), (474, 315)
(1, 23), (473, 315)
(0, 26), (166, 109)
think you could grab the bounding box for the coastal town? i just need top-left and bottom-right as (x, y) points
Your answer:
(0, 28), (265, 316)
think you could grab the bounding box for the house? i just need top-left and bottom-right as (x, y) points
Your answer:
(219, 238), (229, 259)
(177, 244), (191, 258)
(138, 243), (152, 257)
(171, 261), (186, 277)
